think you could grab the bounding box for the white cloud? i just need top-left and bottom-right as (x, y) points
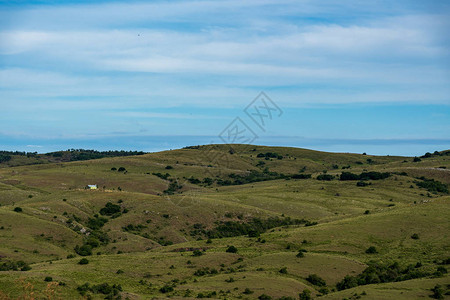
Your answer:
(0, 1), (448, 112)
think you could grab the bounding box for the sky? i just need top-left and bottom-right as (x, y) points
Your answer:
(0, 0), (449, 156)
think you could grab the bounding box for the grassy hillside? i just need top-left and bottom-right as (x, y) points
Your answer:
(0, 145), (449, 299)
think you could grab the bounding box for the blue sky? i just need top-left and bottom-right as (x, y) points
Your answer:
(0, 0), (449, 155)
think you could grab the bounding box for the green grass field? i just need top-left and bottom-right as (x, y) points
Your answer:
(0, 145), (449, 299)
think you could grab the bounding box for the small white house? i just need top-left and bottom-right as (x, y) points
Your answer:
(87, 184), (98, 190)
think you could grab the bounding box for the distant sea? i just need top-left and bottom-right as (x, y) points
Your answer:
(1, 135), (449, 157)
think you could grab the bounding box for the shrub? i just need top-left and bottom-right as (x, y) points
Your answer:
(296, 251), (304, 258)
(435, 266), (447, 277)
(365, 246), (378, 254)
(291, 174), (311, 179)
(159, 284), (174, 293)
(201, 216), (308, 239)
(110, 167), (117, 171)
(20, 264), (32, 271)
(118, 167), (126, 172)
(87, 217), (108, 230)
(243, 288), (253, 294)
(411, 233), (419, 240)
(44, 276), (53, 282)
(357, 181), (370, 187)
(78, 258), (89, 265)
(192, 250), (203, 257)
(258, 294), (272, 300)
(430, 284), (444, 299)
(413, 157), (421, 162)
(279, 267), (288, 274)
(416, 178), (448, 194)
(317, 174), (334, 181)
(0, 261), (33, 272)
(74, 244), (92, 256)
(163, 181), (183, 195)
(0, 154), (12, 163)
(336, 261), (431, 291)
(359, 171), (390, 180)
(306, 274), (326, 286)
(299, 289), (312, 300)
(99, 202), (121, 216)
(13, 207), (22, 212)
(77, 282), (122, 297)
(165, 165), (173, 169)
(336, 275), (358, 290)
(340, 172), (360, 180)
(153, 172), (171, 180)
(226, 246), (238, 253)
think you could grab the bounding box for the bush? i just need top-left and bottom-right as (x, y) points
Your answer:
(317, 174), (334, 181)
(153, 172), (171, 180)
(78, 258), (89, 265)
(243, 288), (253, 294)
(77, 282), (122, 297)
(20, 264), (32, 271)
(359, 171), (390, 180)
(291, 174), (311, 179)
(13, 207), (22, 212)
(87, 216), (108, 230)
(0, 154), (12, 163)
(341, 171), (390, 181)
(336, 261), (431, 291)
(279, 267), (288, 274)
(165, 165), (173, 169)
(430, 284), (444, 299)
(357, 181), (370, 187)
(365, 246), (378, 254)
(159, 284), (174, 293)
(435, 266), (447, 277)
(201, 216), (308, 239)
(226, 246), (238, 253)
(336, 275), (358, 290)
(299, 289), (312, 300)
(258, 294), (272, 300)
(74, 244), (92, 256)
(413, 157), (421, 162)
(411, 233), (419, 240)
(118, 167), (126, 172)
(340, 172), (360, 180)
(44, 276), (53, 282)
(192, 250), (203, 257)
(296, 251), (304, 258)
(416, 178), (448, 194)
(99, 202), (121, 216)
(306, 274), (326, 286)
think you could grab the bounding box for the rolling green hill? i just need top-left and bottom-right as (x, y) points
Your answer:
(0, 145), (449, 299)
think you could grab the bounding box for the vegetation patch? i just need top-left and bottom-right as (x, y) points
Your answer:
(77, 282), (123, 298)
(415, 177), (448, 194)
(0, 260), (31, 271)
(336, 261), (432, 291)
(191, 217), (309, 238)
(340, 171), (391, 181)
